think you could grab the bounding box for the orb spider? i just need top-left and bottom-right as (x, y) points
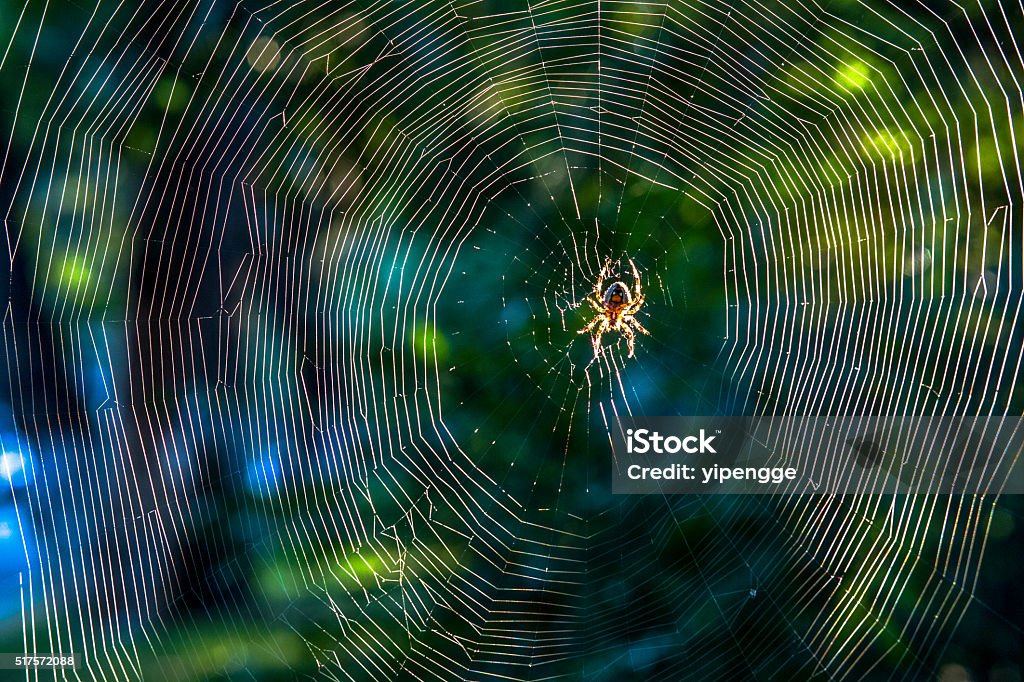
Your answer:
(578, 258), (650, 358)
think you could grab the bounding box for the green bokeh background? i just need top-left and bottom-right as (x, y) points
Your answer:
(0, 0), (1021, 680)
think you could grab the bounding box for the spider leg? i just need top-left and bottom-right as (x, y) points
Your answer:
(589, 296), (604, 313)
(578, 315), (603, 334)
(629, 316), (650, 336)
(629, 259), (643, 299)
(591, 318), (610, 356)
(593, 258), (611, 301)
(621, 322), (636, 358)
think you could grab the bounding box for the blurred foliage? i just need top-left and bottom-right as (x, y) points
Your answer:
(0, 0), (1021, 680)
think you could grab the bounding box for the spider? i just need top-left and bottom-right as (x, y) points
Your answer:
(578, 258), (650, 358)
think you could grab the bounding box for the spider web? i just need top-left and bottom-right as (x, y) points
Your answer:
(0, 0), (1021, 679)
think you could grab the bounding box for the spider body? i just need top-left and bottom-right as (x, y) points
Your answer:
(579, 259), (650, 358)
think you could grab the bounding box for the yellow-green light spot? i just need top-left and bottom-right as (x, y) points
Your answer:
(152, 77), (190, 113)
(56, 257), (92, 290)
(343, 551), (386, 587)
(862, 129), (910, 161)
(834, 60), (872, 92)
(410, 321), (450, 363)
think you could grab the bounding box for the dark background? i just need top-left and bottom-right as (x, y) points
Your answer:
(0, 0), (1021, 679)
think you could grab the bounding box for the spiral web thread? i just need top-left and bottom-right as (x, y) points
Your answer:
(0, 0), (1021, 679)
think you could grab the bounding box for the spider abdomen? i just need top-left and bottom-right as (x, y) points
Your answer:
(603, 282), (631, 309)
